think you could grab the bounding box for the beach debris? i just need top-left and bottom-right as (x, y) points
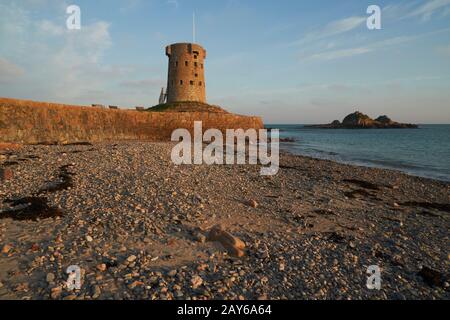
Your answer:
(2, 161), (19, 167)
(344, 189), (378, 200)
(39, 164), (75, 193)
(1, 197), (63, 221)
(401, 202), (450, 213)
(418, 266), (445, 287)
(207, 224), (245, 258)
(343, 179), (381, 191)
(62, 142), (93, 146)
(327, 232), (347, 244)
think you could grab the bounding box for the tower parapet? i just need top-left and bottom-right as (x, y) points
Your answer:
(165, 43), (206, 103)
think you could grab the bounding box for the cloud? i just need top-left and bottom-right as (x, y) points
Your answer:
(384, 0), (450, 22)
(292, 16), (366, 46)
(0, 57), (25, 83)
(300, 28), (450, 61)
(36, 20), (65, 36)
(408, 0), (450, 21)
(305, 47), (372, 61)
(0, 2), (115, 103)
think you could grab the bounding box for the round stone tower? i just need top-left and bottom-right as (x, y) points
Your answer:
(165, 43), (206, 103)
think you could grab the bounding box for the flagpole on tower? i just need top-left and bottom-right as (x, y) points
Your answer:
(193, 11), (196, 43)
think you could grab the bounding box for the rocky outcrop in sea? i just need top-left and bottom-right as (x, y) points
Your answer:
(306, 111), (418, 129)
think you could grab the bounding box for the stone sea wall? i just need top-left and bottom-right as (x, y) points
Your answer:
(0, 98), (264, 144)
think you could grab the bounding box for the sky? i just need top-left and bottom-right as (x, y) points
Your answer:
(0, 0), (449, 124)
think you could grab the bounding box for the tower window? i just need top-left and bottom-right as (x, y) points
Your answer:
(199, 81), (202, 86)
(180, 80), (183, 85)
(185, 61), (188, 66)
(195, 73), (198, 78)
(201, 64), (203, 69)
(194, 62), (198, 67)
(175, 61), (178, 67)
(194, 55), (198, 59)
(190, 80), (194, 85)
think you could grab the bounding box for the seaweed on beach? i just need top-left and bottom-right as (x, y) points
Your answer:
(343, 179), (381, 191)
(401, 201), (450, 213)
(63, 142), (93, 146)
(39, 164), (75, 193)
(1, 197), (63, 221)
(344, 189), (379, 200)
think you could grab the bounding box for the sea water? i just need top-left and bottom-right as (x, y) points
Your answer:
(266, 124), (450, 182)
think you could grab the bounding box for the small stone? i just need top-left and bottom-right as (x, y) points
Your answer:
(46, 273), (55, 283)
(191, 275), (203, 289)
(85, 235), (93, 242)
(279, 262), (285, 272)
(127, 255), (137, 263)
(2, 244), (12, 254)
(96, 263), (107, 272)
(50, 286), (62, 299)
(92, 285), (101, 299)
(63, 294), (77, 300)
(248, 200), (258, 208)
(195, 233), (207, 243)
(128, 281), (144, 289)
(167, 270), (177, 277)
(207, 224), (246, 258)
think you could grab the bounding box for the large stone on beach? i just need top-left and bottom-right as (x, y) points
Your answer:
(207, 224), (245, 258)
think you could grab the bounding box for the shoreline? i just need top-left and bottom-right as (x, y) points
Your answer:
(279, 147), (450, 183)
(1, 141), (449, 300)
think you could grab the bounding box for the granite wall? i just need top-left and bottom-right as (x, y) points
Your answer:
(0, 98), (264, 144)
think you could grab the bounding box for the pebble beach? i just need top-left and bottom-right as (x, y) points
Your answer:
(0, 142), (449, 300)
